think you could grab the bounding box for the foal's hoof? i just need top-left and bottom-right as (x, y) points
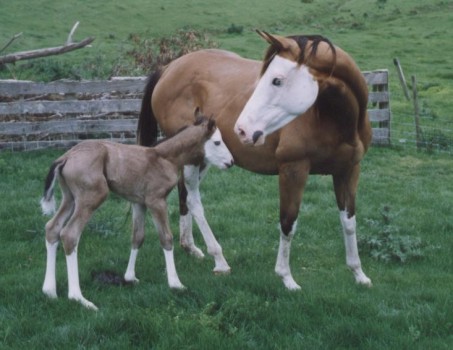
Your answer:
(182, 245), (205, 259)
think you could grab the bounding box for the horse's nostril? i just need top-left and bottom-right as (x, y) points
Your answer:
(252, 130), (263, 144)
(237, 127), (246, 137)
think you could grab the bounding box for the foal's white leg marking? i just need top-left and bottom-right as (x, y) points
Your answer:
(124, 248), (139, 283)
(339, 211), (372, 287)
(275, 221), (301, 290)
(42, 240), (59, 298)
(66, 250), (98, 310)
(183, 165), (231, 273)
(163, 248), (185, 289)
(180, 213), (204, 258)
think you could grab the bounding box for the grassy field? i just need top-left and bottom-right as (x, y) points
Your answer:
(0, 147), (452, 349)
(1, 0), (453, 348)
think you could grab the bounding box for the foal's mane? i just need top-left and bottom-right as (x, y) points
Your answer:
(152, 115), (214, 147)
(261, 34), (337, 76)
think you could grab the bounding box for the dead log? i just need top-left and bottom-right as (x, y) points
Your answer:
(0, 37), (94, 64)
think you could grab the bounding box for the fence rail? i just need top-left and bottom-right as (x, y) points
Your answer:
(0, 71), (390, 151)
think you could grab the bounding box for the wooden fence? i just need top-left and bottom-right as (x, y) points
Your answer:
(0, 70), (390, 151)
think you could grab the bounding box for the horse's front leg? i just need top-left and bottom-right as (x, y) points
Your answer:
(178, 174), (204, 258)
(124, 203), (147, 283)
(148, 200), (185, 289)
(275, 162), (309, 290)
(333, 166), (372, 287)
(182, 165), (231, 273)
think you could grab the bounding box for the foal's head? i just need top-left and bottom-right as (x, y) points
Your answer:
(196, 111), (234, 170)
(160, 109), (233, 169)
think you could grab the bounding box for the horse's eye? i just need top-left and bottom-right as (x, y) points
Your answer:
(214, 141), (221, 146)
(272, 78), (283, 86)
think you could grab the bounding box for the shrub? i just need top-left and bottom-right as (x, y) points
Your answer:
(359, 206), (425, 263)
(112, 29), (218, 76)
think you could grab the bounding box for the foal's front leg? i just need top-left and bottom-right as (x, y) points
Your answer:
(149, 200), (184, 289)
(182, 165), (230, 273)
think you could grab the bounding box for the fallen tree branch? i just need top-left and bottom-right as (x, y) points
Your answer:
(0, 37), (94, 64)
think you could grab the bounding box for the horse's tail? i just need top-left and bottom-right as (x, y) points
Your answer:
(40, 159), (66, 215)
(137, 70), (162, 146)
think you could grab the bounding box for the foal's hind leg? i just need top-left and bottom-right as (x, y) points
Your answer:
(182, 165), (230, 273)
(124, 203), (146, 283)
(62, 185), (108, 310)
(333, 165), (372, 287)
(43, 183), (74, 298)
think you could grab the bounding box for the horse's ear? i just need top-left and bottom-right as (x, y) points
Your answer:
(256, 30), (292, 51)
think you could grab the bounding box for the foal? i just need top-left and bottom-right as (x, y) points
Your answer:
(40, 114), (234, 310)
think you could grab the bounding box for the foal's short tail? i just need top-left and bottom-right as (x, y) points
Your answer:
(137, 70), (162, 146)
(40, 160), (65, 215)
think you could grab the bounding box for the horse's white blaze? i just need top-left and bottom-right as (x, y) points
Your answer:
(275, 221), (301, 290)
(234, 55), (319, 145)
(124, 248), (139, 283)
(163, 248), (185, 289)
(66, 250), (98, 310)
(204, 128), (234, 169)
(339, 211), (372, 287)
(42, 240), (58, 298)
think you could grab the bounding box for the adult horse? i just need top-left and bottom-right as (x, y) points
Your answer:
(137, 30), (372, 290)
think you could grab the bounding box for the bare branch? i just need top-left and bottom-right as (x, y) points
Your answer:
(66, 21), (80, 45)
(0, 32), (23, 54)
(0, 37), (95, 64)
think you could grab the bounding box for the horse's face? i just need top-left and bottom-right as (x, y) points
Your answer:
(234, 55), (318, 146)
(204, 128), (234, 169)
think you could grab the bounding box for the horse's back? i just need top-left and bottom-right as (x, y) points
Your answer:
(152, 49), (261, 135)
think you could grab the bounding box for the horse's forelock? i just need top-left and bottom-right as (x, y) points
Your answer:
(260, 34), (337, 76)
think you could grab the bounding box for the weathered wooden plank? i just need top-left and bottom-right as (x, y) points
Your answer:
(368, 91), (389, 104)
(0, 78), (146, 97)
(368, 108), (390, 123)
(0, 99), (141, 115)
(0, 138), (136, 151)
(0, 118), (138, 136)
(363, 70), (388, 85)
(372, 128), (390, 144)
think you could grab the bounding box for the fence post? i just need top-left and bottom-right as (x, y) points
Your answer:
(411, 75), (422, 149)
(393, 58), (411, 101)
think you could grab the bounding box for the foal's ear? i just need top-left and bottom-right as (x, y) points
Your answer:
(207, 116), (216, 132)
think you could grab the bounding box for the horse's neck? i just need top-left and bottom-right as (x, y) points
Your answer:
(155, 136), (203, 168)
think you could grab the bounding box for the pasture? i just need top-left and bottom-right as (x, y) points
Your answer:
(1, 0), (453, 348)
(1, 147), (452, 349)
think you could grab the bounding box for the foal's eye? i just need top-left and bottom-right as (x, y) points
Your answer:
(214, 141), (221, 146)
(272, 78), (283, 86)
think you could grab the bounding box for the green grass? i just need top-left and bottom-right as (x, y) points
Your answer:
(1, 0), (453, 348)
(0, 147), (452, 349)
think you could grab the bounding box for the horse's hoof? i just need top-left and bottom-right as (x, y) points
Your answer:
(213, 268), (231, 275)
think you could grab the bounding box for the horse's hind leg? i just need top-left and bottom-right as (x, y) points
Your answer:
(182, 165), (230, 273)
(124, 203), (146, 283)
(43, 181), (74, 299)
(333, 165), (372, 287)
